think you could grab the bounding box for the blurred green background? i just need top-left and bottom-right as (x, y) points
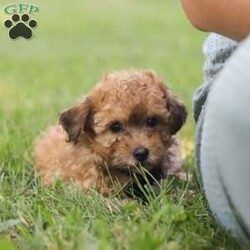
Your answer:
(0, 0), (205, 142)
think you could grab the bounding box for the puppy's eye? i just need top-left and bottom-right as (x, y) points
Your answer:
(147, 117), (158, 127)
(109, 121), (123, 133)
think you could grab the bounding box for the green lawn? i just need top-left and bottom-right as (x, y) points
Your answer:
(0, 0), (242, 249)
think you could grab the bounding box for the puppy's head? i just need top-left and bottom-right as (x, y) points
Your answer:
(60, 70), (187, 173)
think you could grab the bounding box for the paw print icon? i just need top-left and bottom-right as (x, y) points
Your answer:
(4, 14), (37, 40)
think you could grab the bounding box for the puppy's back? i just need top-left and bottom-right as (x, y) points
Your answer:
(34, 125), (70, 185)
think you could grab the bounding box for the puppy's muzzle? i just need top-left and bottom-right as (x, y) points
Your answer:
(133, 147), (149, 162)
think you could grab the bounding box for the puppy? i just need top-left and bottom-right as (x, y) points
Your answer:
(34, 70), (187, 195)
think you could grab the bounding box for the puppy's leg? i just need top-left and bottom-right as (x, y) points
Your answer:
(162, 136), (187, 180)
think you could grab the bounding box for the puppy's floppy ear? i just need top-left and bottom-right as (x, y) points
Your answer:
(166, 93), (188, 134)
(59, 97), (92, 142)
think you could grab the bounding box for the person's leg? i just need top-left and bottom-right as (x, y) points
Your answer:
(199, 36), (250, 243)
(195, 33), (238, 184)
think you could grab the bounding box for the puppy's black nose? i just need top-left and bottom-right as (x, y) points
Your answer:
(133, 147), (149, 162)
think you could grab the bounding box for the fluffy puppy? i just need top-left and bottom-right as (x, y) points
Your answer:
(34, 70), (187, 195)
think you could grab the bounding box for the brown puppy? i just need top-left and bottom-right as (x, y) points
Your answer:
(34, 70), (187, 195)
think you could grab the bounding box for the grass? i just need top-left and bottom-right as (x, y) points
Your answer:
(0, 0), (244, 249)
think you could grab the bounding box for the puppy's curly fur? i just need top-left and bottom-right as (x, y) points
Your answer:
(34, 70), (187, 195)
